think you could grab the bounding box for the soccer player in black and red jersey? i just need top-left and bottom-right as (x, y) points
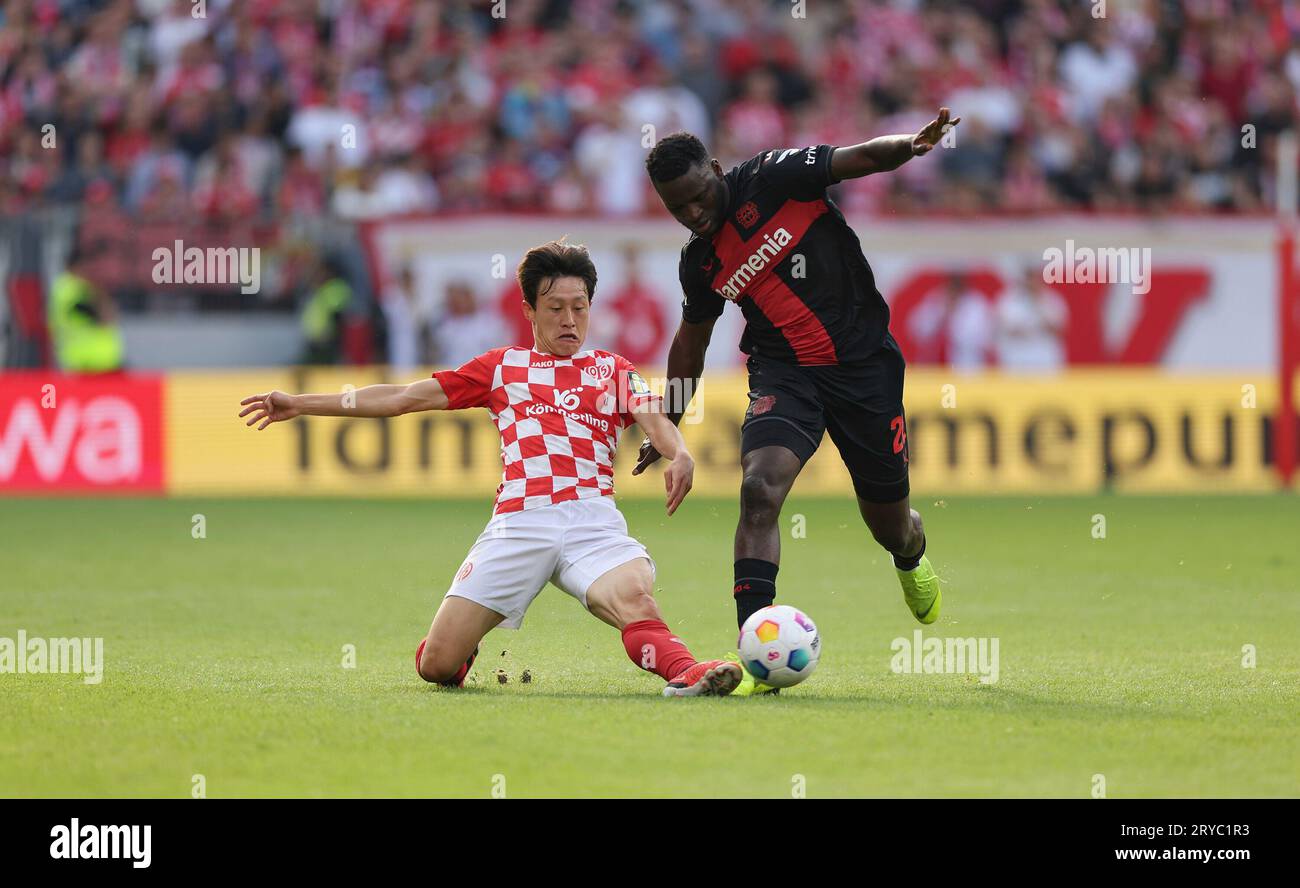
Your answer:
(638, 109), (960, 693)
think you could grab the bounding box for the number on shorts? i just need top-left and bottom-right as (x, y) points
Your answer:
(890, 414), (908, 463)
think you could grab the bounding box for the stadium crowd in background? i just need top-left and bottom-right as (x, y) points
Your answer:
(2, 0), (1298, 222)
(2, 0), (1299, 369)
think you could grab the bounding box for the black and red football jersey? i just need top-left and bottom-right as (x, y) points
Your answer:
(678, 145), (890, 366)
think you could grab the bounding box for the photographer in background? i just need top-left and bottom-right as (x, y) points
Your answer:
(300, 255), (352, 365)
(48, 243), (124, 373)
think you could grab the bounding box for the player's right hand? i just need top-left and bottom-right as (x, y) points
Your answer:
(632, 436), (663, 475)
(239, 391), (299, 429)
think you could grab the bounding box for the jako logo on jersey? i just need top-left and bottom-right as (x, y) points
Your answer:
(736, 201), (760, 227)
(713, 228), (793, 301)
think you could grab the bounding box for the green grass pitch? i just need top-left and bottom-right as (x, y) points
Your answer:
(1, 494), (1296, 798)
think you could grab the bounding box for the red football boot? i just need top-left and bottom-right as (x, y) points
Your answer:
(662, 659), (743, 697)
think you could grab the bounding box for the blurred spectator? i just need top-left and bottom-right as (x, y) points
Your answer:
(1058, 26), (1137, 124)
(722, 69), (787, 160)
(330, 162), (384, 220)
(938, 118), (1003, 200)
(374, 154), (439, 214)
(192, 136), (259, 222)
(301, 256), (352, 365)
(676, 32), (726, 125)
(277, 146), (326, 216)
(997, 266), (1067, 372)
(497, 279), (537, 349)
(333, 155), (436, 218)
(0, 0), (1295, 225)
(602, 243), (670, 369)
(381, 265), (426, 371)
(125, 121), (191, 212)
(48, 244), (124, 373)
(573, 100), (646, 216)
(286, 86), (368, 170)
(432, 281), (505, 367)
(625, 61), (711, 149)
(945, 276), (996, 372)
(46, 131), (112, 203)
(910, 274), (995, 371)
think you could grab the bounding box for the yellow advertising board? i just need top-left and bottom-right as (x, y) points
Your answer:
(163, 369), (1291, 497)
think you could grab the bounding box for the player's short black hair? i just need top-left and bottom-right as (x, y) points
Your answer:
(517, 238), (598, 307)
(645, 132), (709, 183)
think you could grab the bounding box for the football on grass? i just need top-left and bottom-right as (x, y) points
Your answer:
(738, 605), (821, 688)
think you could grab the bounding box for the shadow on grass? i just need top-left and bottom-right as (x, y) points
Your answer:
(405, 680), (1216, 725)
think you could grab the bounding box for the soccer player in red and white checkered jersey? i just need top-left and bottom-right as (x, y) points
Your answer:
(239, 240), (741, 698)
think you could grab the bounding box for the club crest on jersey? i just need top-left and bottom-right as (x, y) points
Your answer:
(713, 227), (793, 301)
(735, 201), (760, 227)
(751, 394), (776, 416)
(581, 357), (614, 387)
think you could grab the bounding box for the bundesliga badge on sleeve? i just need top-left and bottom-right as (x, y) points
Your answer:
(628, 370), (652, 396)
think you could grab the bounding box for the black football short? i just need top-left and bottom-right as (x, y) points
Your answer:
(740, 333), (910, 503)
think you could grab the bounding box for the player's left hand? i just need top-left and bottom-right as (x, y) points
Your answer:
(912, 107), (960, 156)
(663, 452), (694, 516)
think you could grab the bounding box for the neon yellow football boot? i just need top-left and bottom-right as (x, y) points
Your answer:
(898, 554), (942, 624)
(725, 652), (780, 696)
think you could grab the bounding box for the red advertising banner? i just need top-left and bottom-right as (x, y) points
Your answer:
(0, 372), (164, 492)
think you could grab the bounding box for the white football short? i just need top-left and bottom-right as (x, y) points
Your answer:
(443, 495), (655, 629)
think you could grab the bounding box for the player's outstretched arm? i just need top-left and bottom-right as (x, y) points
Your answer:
(632, 405), (695, 516)
(829, 107), (961, 180)
(238, 378), (450, 429)
(633, 316), (715, 475)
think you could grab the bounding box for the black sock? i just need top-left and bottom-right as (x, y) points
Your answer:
(892, 534), (926, 571)
(734, 558), (778, 629)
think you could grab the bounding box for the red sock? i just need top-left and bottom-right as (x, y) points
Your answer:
(621, 619), (697, 681)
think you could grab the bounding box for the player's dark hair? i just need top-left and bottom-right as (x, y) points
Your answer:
(516, 238), (598, 307)
(645, 132), (709, 182)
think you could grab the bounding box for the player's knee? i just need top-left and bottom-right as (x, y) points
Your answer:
(739, 471), (784, 526)
(416, 643), (461, 684)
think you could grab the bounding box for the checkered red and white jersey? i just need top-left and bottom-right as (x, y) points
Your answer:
(433, 347), (661, 514)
